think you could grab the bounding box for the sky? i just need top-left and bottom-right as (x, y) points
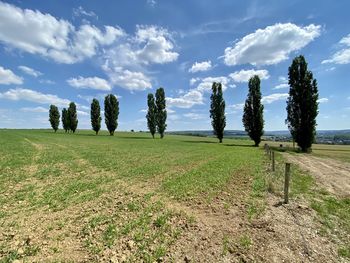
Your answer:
(0, 0), (349, 131)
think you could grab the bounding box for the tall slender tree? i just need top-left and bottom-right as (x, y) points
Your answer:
(68, 102), (78, 133)
(242, 75), (264, 146)
(155, 88), (167, 138)
(49, 105), (60, 132)
(286, 55), (319, 152)
(146, 93), (157, 138)
(104, 94), (119, 136)
(91, 98), (102, 135)
(210, 82), (226, 143)
(62, 108), (69, 133)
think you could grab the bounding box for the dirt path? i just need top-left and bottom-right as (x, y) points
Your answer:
(283, 153), (350, 198)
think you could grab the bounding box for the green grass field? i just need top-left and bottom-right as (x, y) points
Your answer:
(0, 130), (348, 262)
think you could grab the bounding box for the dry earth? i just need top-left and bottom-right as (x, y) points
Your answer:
(283, 153), (350, 198)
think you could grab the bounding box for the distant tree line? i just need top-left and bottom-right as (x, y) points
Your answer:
(48, 94), (120, 136)
(48, 55), (319, 152)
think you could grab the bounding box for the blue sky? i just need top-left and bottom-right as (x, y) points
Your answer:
(0, 0), (349, 131)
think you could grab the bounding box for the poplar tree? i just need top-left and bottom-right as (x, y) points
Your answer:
(210, 82), (226, 143)
(146, 93), (156, 138)
(155, 88), (167, 138)
(62, 108), (69, 132)
(104, 94), (119, 136)
(49, 105), (60, 132)
(286, 55), (319, 152)
(68, 102), (78, 133)
(243, 75), (264, 146)
(91, 98), (102, 135)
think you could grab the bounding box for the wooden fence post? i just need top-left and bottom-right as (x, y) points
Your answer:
(272, 151), (275, 172)
(284, 163), (291, 204)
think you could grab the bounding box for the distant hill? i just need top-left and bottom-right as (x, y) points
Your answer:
(167, 129), (350, 145)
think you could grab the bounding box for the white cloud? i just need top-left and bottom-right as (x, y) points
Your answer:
(224, 23), (321, 66)
(230, 69), (269, 83)
(0, 66), (23, 85)
(322, 34), (350, 64)
(147, 0), (157, 7)
(18, 65), (43, 77)
(0, 88), (70, 107)
(167, 76), (230, 109)
(274, 83), (289, 90)
(190, 78), (200, 86)
(196, 76), (230, 92)
(278, 76), (287, 83)
(73, 6), (97, 19)
(189, 60), (212, 73)
(317, 97), (329, 103)
(102, 25), (178, 91)
(229, 103), (245, 111)
(262, 93), (289, 104)
(183, 113), (206, 120)
(134, 25), (178, 64)
(103, 66), (152, 91)
(20, 106), (47, 112)
(167, 90), (204, 108)
(0, 2), (124, 64)
(67, 76), (111, 91)
(77, 110), (89, 116)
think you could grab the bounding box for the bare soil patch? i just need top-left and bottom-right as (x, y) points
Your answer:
(283, 153), (350, 198)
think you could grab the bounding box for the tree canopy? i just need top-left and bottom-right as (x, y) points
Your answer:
(104, 94), (119, 136)
(286, 55), (319, 152)
(243, 75), (264, 146)
(210, 82), (226, 143)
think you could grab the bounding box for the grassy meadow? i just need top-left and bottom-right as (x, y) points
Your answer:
(0, 129), (349, 262)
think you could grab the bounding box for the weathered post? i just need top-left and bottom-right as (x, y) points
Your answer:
(272, 151), (275, 172)
(284, 163), (291, 204)
(269, 148), (272, 160)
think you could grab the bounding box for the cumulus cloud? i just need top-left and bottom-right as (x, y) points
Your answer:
(167, 76), (230, 108)
(189, 60), (212, 73)
(135, 25), (178, 64)
(230, 69), (269, 83)
(102, 25), (178, 91)
(224, 23), (321, 66)
(0, 66), (23, 85)
(18, 65), (43, 77)
(0, 88), (70, 107)
(317, 97), (329, 103)
(322, 34), (350, 64)
(196, 76), (230, 92)
(0, 1), (124, 64)
(67, 76), (111, 91)
(167, 90), (204, 109)
(103, 66), (152, 91)
(262, 93), (289, 104)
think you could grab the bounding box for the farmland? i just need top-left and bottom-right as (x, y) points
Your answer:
(0, 130), (349, 262)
